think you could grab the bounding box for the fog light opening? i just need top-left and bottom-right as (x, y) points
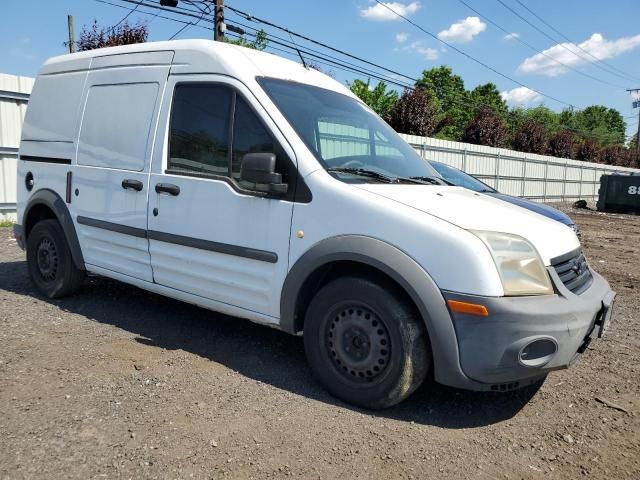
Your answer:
(519, 339), (557, 368)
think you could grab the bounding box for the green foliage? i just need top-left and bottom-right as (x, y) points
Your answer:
(573, 106), (626, 145)
(349, 66), (630, 160)
(387, 88), (439, 137)
(75, 20), (148, 51)
(225, 29), (268, 51)
(508, 106), (560, 136)
(469, 83), (508, 118)
(349, 79), (399, 120)
(512, 121), (548, 154)
(416, 66), (469, 140)
(462, 107), (508, 147)
(0, 219), (14, 228)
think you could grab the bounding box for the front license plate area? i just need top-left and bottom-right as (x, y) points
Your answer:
(598, 293), (616, 338)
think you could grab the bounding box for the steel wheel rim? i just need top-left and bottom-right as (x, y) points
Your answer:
(36, 237), (58, 282)
(325, 304), (391, 384)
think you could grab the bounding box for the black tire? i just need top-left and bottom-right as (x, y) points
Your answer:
(304, 276), (430, 409)
(26, 219), (84, 298)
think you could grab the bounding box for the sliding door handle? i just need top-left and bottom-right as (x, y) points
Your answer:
(155, 183), (180, 196)
(122, 179), (143, 191)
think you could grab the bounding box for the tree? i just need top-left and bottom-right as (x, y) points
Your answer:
(508, 105), (560, 137)
(462, 107), (508, 147)
(387, 88), (439, 136)
(512, 121), (548, 154)
(75, 20), (148, 51)
(573, 106), (626, 145)
(416, 66), (469, 140)
(225, 29), (268, 51)
(577, 139), (601, 163)
(469, 83), (508, 118)
(349, 79), (399, 120)
(548, 130), (578, 159)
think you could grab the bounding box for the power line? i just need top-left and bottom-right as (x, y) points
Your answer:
(495, 0), (637, 85)
(370, 0), (575, 108)
(224, 4), (417, 83)
(110, 0), (143, 29)
(224, 14), (418, 87)
(512, 0), (640, 83)
(96, 0), (626, 143)
(454, 0), (627, 89)
(169, 1), (209, 39)
(96, 0), (196, 27)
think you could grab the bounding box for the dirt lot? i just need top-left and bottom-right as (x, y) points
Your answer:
(0, 206), (638, 480)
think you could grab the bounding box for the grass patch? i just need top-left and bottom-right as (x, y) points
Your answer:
(0, 220), (15, 228)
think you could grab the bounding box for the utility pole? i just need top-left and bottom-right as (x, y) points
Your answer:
(67, 15), (75, 53)
(214, 0), (225, 42)
(628, 88), (640, 151)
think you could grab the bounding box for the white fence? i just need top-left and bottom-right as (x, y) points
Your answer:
(0, 73), (33, 220)
(0, 72), (638, 220)
(399, 134), (639, 202)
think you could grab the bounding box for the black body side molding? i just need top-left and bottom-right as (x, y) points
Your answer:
(20, 155), (72, 165)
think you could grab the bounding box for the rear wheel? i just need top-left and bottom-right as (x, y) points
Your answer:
(27, 219), (84, 298)
(304, 276), (430, 409)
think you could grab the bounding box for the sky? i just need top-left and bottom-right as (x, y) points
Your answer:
(2, 0), (640, 140)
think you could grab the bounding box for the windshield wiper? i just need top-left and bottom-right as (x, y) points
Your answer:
(407, 176), (445, 185)
(326, 167), (395, 183)
(327, 168), (444, 186)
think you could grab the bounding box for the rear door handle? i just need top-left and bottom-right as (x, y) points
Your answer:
(122, 179), (143, 191)
(155, 183), (180, 196)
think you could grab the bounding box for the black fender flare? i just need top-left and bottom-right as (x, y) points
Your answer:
(280, 235), (466, 386)
(23, 188), (85, 270)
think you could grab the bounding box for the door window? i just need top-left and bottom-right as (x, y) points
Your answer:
(168, 84), (232, 176)
(231, 96), (277, 185)
(167, 82), (297, 197)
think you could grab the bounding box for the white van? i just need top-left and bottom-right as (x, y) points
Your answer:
(14, 40), (615, 408)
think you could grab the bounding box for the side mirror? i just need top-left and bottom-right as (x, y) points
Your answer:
(240, 153), (288, 195)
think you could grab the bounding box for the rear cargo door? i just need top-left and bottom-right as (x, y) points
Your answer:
(71, 51), (173, 282)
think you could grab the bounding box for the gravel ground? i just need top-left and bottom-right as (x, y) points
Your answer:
(0, 206), (638, 480)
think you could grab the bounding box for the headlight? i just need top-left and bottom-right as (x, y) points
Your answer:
(472, 231), (554, 296)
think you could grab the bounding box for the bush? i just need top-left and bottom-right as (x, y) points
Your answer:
(600, 145), (628, 166)
(512, 121), (548, 154)
(387, 88), (438, 136)
(76, 20), (148, 51)
(548, 130), (577, 159)
(576, 139), (601, 163)
(461, 107), (508, 147)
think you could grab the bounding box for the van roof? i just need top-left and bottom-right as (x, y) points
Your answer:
(41, 39), (355, 98)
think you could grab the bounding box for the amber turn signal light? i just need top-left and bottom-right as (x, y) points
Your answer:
(447, 299), (489, 317)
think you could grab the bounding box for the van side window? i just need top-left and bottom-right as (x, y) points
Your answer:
(231, 96), (277, 184)
(168, 84), (232, 176)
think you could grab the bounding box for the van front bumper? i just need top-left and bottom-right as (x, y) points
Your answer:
(442, 267), (615, 390)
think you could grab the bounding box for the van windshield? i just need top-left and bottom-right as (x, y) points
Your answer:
(258, 78), (441, 184)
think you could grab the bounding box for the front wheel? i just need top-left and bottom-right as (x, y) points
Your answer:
(26, 219), (84, 298)
(303, 276), (430, 409)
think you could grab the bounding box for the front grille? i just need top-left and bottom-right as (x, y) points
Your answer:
(551, 250), (593, 295)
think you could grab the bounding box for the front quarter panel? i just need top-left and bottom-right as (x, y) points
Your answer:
(288, 170), (503, 298)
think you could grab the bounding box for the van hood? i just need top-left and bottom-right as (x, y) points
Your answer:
(356, 184), (580, 265)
